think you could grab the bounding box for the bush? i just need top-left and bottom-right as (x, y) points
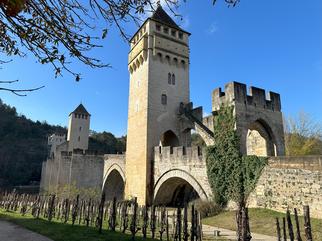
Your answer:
(191, 199), (223, 218)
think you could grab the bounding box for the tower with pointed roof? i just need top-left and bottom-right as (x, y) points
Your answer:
(125, 5), (191, 204)
(67, 104), (91, 151)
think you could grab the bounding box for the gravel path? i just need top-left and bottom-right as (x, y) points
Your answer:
(202, 224), (277, 241)
(0, 220), (53, 241)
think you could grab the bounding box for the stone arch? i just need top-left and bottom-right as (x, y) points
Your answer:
(154, 169), (208, 207)
(160, 130), (179, 147)
(245, 118), (276, 156)
(102, 164), (125, 201)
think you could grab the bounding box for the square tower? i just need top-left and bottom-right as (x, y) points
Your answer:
(125, 5), (191, 205)
(67, 104), (90, 151)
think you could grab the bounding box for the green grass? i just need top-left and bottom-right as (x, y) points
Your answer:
(0, 209), (156, 241)
(203, 208), (322, 240)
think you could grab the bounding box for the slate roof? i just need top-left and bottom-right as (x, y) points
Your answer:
(70, 104), (90, 116)
(151, 5), (182, 30)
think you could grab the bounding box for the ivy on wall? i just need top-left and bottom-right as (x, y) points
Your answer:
(206, 105), (268, 206)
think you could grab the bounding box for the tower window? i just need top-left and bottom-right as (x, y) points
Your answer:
(78, 136), (80, 142)
(82, 114), (84, 119)
(178, 32), (183, 39)
(171, 30), (176, 37)
(163, 27), (169, 34)
(74, 113), (77, 118)
(168, 73), (171, 84)
(172, 74), (175, 85)
(85, 115), (88, 119)
(79, 126), (82, 131)
(161, 94), (167, 105)
(156, 24), (161, 31)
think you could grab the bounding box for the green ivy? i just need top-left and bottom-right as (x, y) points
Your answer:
(206, 105), (268, 206)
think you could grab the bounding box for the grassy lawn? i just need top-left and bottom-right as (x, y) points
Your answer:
(0, 209), (156, 241)
(203, 208), (322, 240)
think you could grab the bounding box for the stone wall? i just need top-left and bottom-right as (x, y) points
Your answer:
(249, 156), (322, 218)
(40, 150), (104, 194)
(153, 146), (213, 202)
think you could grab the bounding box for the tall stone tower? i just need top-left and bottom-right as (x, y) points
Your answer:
(125, 5), (191, 205)
(67, 104), (90, 151)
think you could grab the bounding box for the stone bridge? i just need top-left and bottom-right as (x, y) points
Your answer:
(102, 146), (212, 206)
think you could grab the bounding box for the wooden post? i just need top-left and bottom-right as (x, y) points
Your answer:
(286, 209), (294, 241)
(150, 205), (156, 239)
(130, 197), (140, 240)
(142, 205), (148, 238)
(108, 197), (117, 231)
(98, 193), (105, 233)
(294, 208), (302, 241)
(72, 194), (79, 225)
(276, 218), (281, 241)
(303, 205), (313, 241)
(191, 204), (195, 241)
(48, 194), (55, 222)
(159, 206), (166, 241)
(282, 217), (287, 241)
(183, 205), (189, 241)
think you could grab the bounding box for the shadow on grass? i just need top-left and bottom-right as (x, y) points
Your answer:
(0, 211), (156, 241)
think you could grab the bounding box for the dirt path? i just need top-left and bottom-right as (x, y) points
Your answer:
(0, 220), (53, 241)
(202, 224), (277, 241)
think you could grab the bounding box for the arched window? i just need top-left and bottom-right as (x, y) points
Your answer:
(161, 94), (167, 105)
(165, 55), (170, 63)
(172, 74), (175, 85)
(157, 52), (162, 61)
(168, 73), (171, 84)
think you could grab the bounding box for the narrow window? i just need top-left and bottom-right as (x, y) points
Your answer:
(82, 114), (84, 119)
(156, 24), (161, 31)
(171, 30), (176, 37)
(74, 113), (77, 118)
(172, 74), (175, 85)
(163, 27), (169, 34)
(161, 94), (167, 105)
(85, 115), (88, 119)
(78, 136), (80, 142)
(79, 126), (82, 131)
(168, 73), (171, 84)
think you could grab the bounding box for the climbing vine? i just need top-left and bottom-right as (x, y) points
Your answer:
(206, 105), (268, 206)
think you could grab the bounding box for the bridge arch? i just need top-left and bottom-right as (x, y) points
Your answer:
(102, 164), (125, 201)
(154, 169), (208, 207)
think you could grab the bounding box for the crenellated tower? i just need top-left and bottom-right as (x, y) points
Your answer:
(125, 5), (191, 204)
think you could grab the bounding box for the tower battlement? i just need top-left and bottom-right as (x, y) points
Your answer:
(212, 82), (281, 112)
(154, 146), (203, 163)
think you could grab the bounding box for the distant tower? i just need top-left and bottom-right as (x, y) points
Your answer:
(67, 104), (90, 151)
(125, 5), (191, 204)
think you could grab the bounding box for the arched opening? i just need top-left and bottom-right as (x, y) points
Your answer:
(160, 130), (179, 147)
(154, 177), (200, 207)
(103, 169), (125, 201)
(246, 120), (275, 156)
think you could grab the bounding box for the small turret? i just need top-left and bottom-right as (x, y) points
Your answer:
(67, 104), (90, 151)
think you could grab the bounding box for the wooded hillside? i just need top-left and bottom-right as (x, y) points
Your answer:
(0, 99), (126, 188)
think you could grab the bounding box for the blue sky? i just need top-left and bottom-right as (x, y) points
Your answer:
(1, 0), (321, 137)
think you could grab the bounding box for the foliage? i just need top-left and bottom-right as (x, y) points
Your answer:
(191, 199), (222, 218)
(206, 105), (267, 206)
(48, 182), (101, 200)
(89, 131), (126, 154)
(0, 98), (66, 187)
(0, 99), (125, 188)
(0, 0), (239, 83)
(284, 112), (322, 156)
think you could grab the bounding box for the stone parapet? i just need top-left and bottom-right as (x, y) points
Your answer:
(212, 82), (281, 112)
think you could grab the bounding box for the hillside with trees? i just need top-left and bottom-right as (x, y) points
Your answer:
(0, 99), (126, 188)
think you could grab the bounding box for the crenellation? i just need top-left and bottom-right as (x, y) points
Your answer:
(212, 81), (282, 112)
(154, 145), (203, 163)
